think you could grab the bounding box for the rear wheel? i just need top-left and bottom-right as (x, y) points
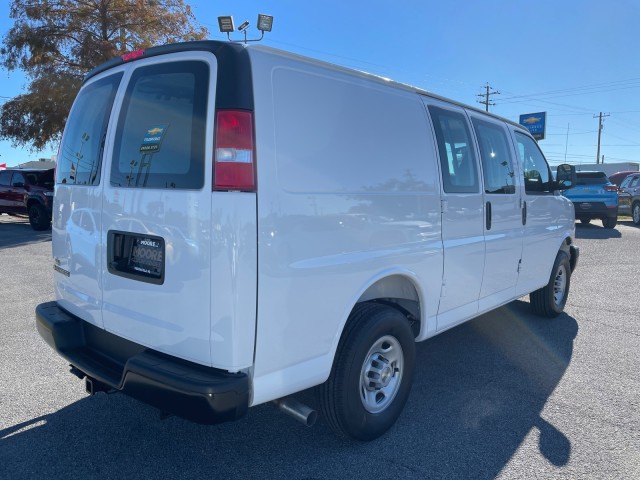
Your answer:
(317, 302), (415, 441)
(530, 251), (571, 318)
(602, 216), (617, 229)
(633, 202), (640, 226)
(28, 203), (50, 231)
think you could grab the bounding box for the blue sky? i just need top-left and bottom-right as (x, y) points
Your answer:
(2, 0), (640, 168)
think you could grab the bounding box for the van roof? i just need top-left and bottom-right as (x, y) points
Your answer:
(86, 40), (527, 133)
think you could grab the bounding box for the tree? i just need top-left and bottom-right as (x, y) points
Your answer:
(1, 0), (208, 150)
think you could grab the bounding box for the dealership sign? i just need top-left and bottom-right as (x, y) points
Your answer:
(519, 112), (546, 140)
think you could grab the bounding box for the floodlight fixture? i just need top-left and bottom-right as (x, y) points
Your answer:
(219, 13), (274, 44)
(257, 14), (273, 32)
(217, 16), (234, 33)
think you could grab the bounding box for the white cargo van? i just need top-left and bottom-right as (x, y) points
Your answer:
(36, 41), (578, 441)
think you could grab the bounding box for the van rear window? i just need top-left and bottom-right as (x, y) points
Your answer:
(57, 73), (122, 185)
(110, 61), (209, 190)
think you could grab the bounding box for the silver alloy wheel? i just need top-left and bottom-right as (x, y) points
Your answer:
(360, 335), (404, 414)
(553, 263), (567, 307)
(633, 203), (640, 224)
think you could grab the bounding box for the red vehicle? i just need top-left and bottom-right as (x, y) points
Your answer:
(608, 170), (638, 187)
(0, 168), (55, 230)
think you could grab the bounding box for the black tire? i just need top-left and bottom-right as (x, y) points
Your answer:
(530, 251), (571, 318)
(602, 216), (617, 229)
(632, 201), (640, 226)
(317, 302), (416, 441)
(28, 203), (50, 231)
(579, 218), (591, 225)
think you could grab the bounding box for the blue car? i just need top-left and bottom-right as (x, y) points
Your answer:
(562, 171), (618, 228)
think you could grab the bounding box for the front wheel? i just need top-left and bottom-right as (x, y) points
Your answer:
(633, 202), (640, 226)
(317, 302), (416, 441)
(28, 203), (50, 231)
(530, 251), (571, 318)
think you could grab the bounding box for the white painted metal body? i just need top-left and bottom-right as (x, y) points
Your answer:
(52, 44), (575, 409)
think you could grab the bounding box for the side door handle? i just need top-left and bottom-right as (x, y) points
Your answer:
(486, 201), (492, 230)
(522, 200), (527, 226)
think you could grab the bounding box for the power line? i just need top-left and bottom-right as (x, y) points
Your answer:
(499, 77), (640, 103)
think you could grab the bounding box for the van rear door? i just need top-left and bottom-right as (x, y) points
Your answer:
(53, 72), (124, 328)
(100, 53), (216, 367)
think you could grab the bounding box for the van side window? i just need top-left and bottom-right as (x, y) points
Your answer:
(428, 106), (479, 193)
(0, 171), (9, 186)
(110, 61), (208, 190)
(57, 73), (123, 185)
(471, 118), (515, 194)
(515, 132), (552, 193)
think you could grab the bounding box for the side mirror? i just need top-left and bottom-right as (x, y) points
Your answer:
(555, 164), (577, 190)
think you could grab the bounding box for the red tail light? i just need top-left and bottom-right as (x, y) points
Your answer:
(604, 185), (618, 192)
(214, 110), (256, 191)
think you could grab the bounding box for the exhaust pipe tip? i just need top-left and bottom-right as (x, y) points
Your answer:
(273, 397), (317, 427)
(69, 365), (86, 380)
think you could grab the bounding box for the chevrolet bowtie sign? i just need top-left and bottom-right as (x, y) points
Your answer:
(519, 112), (546, 140)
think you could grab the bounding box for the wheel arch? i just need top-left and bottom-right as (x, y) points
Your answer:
(560, 235), (579, 273)
(26, 196), (40, 209)
(333, 270), (429, 356)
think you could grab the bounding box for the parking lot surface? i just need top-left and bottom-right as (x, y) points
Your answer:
(1, 214), (639, 479)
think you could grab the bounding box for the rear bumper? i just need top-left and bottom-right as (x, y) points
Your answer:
(571, 201), (617, 219)
(35, 301), (249, 424)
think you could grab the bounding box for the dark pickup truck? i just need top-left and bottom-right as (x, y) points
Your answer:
(0, 168), (54, 230)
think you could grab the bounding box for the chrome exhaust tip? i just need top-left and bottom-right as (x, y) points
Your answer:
(273, 397), (317, 427)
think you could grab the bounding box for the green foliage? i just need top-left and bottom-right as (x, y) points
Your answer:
(1, 0), (208, 150)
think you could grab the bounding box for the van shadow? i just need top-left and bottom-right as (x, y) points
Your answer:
(0, 217), (51, 248)
(1, 301), (576, 479)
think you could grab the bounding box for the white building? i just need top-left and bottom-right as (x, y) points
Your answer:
(571, 162), (639, 176)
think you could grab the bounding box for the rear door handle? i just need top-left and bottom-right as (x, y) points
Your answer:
(486, 201), (492, 230)
(522, 201), (527, 226)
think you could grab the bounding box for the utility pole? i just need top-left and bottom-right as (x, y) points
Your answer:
(477, 83), (500, 112)
(564, 123), (570, 163)
(594, 112), (610, 164)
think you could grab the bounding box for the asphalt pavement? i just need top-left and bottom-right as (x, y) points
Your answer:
(1, 213), (638, 479)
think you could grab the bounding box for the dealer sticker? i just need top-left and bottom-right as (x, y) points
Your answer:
(140, 124), (169, 153)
